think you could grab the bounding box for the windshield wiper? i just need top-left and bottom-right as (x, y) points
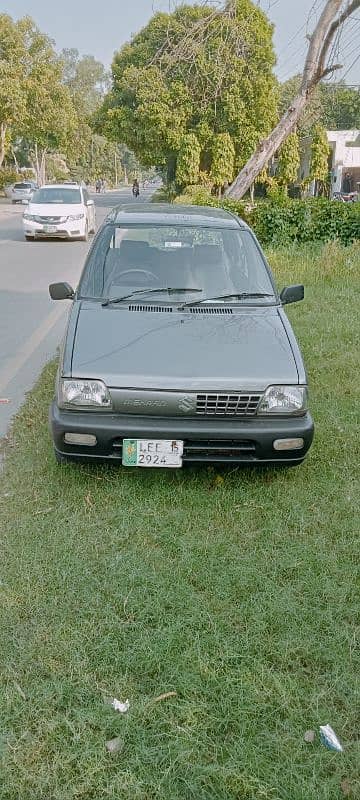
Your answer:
(180, 292), (273, 309)
(102, 287), (202, 307)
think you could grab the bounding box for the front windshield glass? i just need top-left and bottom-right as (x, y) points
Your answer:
(31, 188), (82, 204)
(79, 223), (275, 302)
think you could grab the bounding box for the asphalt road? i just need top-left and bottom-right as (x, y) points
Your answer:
(0, 188), (148, 441)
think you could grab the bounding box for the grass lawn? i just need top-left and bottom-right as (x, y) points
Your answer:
(0, 241), (359, 800)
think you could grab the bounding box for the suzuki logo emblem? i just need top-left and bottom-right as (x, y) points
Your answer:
(178, 395), (196, 413)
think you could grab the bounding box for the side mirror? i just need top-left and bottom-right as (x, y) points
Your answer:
(280, 285), (304, 305)
(87, 199), (94, 206)
(49, 282), (75, 300)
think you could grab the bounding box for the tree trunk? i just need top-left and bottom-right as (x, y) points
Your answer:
(0, 123), (7, 169)
(40, 148), (47, 186)
(31, 143), (47, 186)
(226, 0), (360, 199)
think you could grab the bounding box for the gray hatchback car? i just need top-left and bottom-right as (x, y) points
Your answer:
(49, 204), (314, 468)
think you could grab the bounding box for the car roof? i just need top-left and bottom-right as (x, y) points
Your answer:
(107, 203), (248, 229)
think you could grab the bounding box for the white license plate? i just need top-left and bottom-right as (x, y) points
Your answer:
(43, 225), (57, 233)
(122, 439), (183, 468)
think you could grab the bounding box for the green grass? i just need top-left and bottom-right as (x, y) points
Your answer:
(1, 241), (359, 800)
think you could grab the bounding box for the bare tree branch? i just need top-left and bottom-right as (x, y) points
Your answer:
(226, 0), (360, 199)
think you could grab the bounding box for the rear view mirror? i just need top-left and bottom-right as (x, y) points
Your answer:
(49, 282), (74, 300)
(280, 285), (304, 305)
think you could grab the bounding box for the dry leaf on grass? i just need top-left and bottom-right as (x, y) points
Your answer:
(153, 691), (177, 703)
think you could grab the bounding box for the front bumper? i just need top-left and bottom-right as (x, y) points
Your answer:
(50, 401), (314, 466)
(23, 219), (86, 239)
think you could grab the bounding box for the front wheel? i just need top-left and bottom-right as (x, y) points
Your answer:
(80, 223), (88, 242)
(25, 235), (34, 241)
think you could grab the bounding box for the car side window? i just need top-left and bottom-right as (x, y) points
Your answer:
(82, 189), (89, 205)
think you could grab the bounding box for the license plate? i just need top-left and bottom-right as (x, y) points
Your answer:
(43, 225), (57, 233)
(122, 439), (183, 468)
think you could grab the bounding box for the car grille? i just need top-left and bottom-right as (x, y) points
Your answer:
(34, 215), (63, 223)
(196, 393), (261, 416)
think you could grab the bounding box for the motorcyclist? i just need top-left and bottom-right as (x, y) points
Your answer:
(132, 178), (140, 198)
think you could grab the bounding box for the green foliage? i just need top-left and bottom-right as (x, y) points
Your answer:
(280, 75), (360, 135)
(61, 48), (109, 119)
(0, 14), (29, 165)
(176, 133), (201, 188)
(277, 131), (300, 188)
(309, 124), (330, 189)
(101, 1), (278, 183)
(321, 83), (360, 129)
(0, 166), (21, 189)
(177, 190), (360, 247)
(210, 133), (235, 194)
(0, 15), (77, 182)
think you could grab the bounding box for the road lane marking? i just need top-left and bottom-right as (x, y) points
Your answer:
(0, 303), (65, 394)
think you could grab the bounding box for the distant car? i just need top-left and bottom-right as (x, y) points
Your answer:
(49, 203), (314, 468)
(10, 181), (38, 203)
(23, 183), (96, 241)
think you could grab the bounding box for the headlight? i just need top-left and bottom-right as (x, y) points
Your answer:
(23, 213), (36, 221)
(258, 385), (308, 415)
(67, 213), (85, 221)
(59, 379), (111, 409)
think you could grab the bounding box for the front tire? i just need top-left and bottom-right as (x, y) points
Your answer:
(80, 223), (88, 242)
(25, 235), (34, 241)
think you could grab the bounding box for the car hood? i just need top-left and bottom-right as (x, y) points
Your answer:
(27, 203), (84, 216)
(68, 303), (299, 391)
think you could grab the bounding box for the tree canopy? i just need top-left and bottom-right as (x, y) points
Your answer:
(280, 76), (360, 136)
(100, 0), (278, 184)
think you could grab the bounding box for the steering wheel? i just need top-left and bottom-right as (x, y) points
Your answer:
(117, 268), (159, 283)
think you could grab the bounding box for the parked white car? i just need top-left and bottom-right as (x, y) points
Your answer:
(10, 181), (38, 203)
(23, 184), (96, 241)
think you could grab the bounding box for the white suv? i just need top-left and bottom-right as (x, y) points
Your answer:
(23, 184), (96, 241)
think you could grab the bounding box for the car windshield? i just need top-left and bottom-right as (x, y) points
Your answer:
(31, 188), (82, 204)
(79, 223), (275, 302)
(14, 183), (32, 189)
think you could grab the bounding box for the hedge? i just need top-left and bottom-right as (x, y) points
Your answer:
(174, 187), (360, 246)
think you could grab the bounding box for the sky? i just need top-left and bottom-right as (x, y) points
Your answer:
(4, 0), (360, 85)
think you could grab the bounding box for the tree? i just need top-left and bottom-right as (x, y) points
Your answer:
(176, 133), (201, 188)
(277, 131), (300, 190)
(227, 0), (360, 198)
(321, 84), (360, 129)
(210, 132), (235, 196)
(280, 76), (360, 135)
(279, 75), (323, 138)
(100, 1), (278, 184)
(23, 51), (77, 185)
(0, 15), (29, 167)
(309, 124), (330, 195)
(61, 48), (109, 118)
(0, 15), (77, 183)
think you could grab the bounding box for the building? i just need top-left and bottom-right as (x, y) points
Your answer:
(300, 129), (360, 197)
